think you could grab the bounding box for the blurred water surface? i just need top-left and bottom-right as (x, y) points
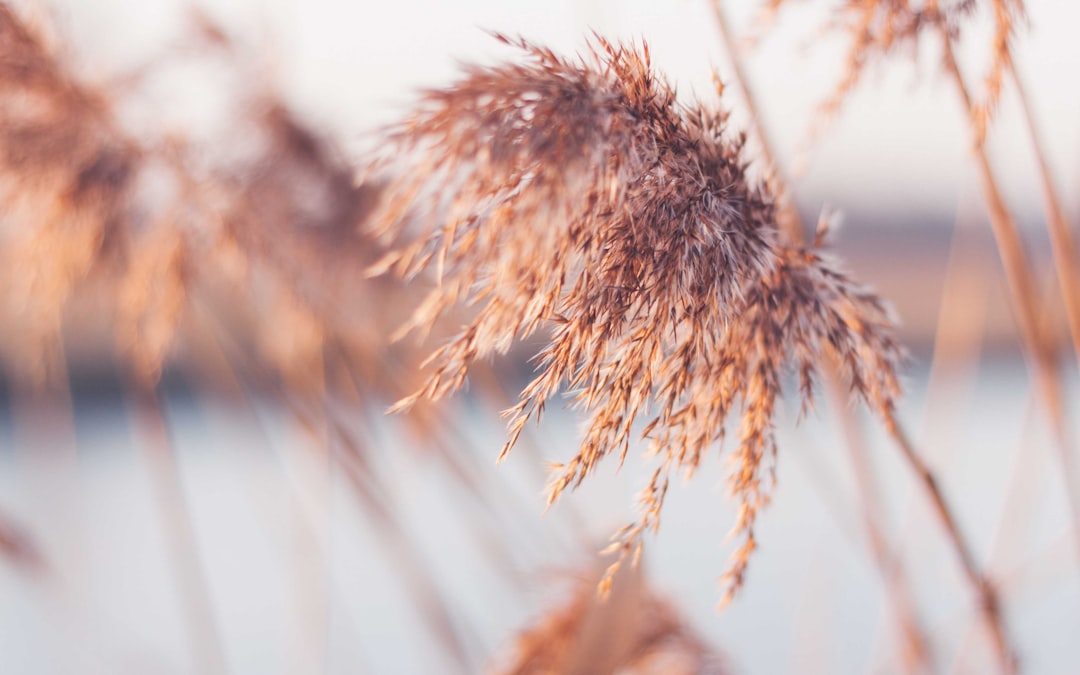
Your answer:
(1, 360), (1078, 674)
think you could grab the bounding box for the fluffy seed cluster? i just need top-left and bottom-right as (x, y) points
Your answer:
(371, 35), (904, 602)
(493, 562), (728, 675)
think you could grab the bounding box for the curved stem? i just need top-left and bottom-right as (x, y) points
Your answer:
(828, 378), (932, 673)
(706, 2), (938, 671)
(933, 14), (1080, 594)
(884, 412), (1016, 674)
(706, 0), (804, 243)
(1007, 60), (1080, 375)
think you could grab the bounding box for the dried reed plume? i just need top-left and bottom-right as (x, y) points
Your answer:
(0, 3), (135, 384)
(758, 0), (1025, 140)
(371, 34), (904, 603)
(0, 6), (494, 663)
(0, 3), (408, 397)
(492, 560), (727, 675)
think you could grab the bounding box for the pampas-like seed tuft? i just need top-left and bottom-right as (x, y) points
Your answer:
(371, 34), (904, 603)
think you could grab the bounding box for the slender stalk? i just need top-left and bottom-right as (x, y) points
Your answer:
(183, 302), (335, 675)
(197, 299), (475, 672)
(827, 377), (932, 673)
(705, 3), (947, 671)
(706, 0), (803, 243)
(1006, 59), (1080, 575)
(862, 199), (990, 674)
(8, 338), (99, 670)
(1007, 60), (1080, 373)
(884, 412), (1016, 674)
(947, 394), (1041, 674)
(948, 267), (1068, 672)
(129, 385), (228, 675)
(933, 18), (1080, 582)
(919, 198), (989, 436)
(867, 200), (988, 673)
(880, 200), (988, 553)
(934, 33), (1054, 386)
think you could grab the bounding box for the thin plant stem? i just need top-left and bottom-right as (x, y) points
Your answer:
(706, 0), (803, 243)
(1007, 60), (1080, 374)
(8, 339), (101, 669)
(878, 198), (989, 549)
(947, 393), (1041, 675)
(884, 412), (1016, 674)
(129, 385), (228, 675)
(706, 3), (936, 671)
(466, 363), (594, 552)
(947, 272), (1067, 673)
(932, 17), (1080, 583)
(865, 197), (989, 673)
(198, 300), (475, 672)
(918, 197), (990, 441)
(321, 403), (477, 673)
(183, 302), (336, 675)
(996, 529), (1076, 600)
(826, 377), (932, 673)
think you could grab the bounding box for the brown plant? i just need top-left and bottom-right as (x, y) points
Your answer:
(757, 0), (1025, 141)
(0, 3), (409, 397)
(491, 559), (727, 675)
(0, 3), (136, 384)
(371, 34), (904, 603)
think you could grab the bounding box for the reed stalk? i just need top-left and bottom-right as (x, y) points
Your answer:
(931, 9), (1080, 594)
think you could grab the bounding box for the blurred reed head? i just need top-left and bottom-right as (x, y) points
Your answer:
(756, 0), (1025, 140)
(0, 3), (418, 401)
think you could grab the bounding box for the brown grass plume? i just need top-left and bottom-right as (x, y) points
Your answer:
(370, 34), (904, 603)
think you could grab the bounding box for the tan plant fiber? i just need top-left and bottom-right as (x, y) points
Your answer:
(758, 0), (1025, 141)
(371, 34), (904, 603)
(0, 4), (415, 398)
(491, 559), (728, 675)
(0, 4), (136, 384)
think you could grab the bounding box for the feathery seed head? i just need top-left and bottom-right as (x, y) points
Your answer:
(371, 35), (904, 604)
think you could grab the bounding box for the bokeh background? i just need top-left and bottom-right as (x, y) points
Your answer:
(1, 1), (1079, 673)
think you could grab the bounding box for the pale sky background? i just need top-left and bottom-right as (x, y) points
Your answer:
(45, 0), (1080, 225)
